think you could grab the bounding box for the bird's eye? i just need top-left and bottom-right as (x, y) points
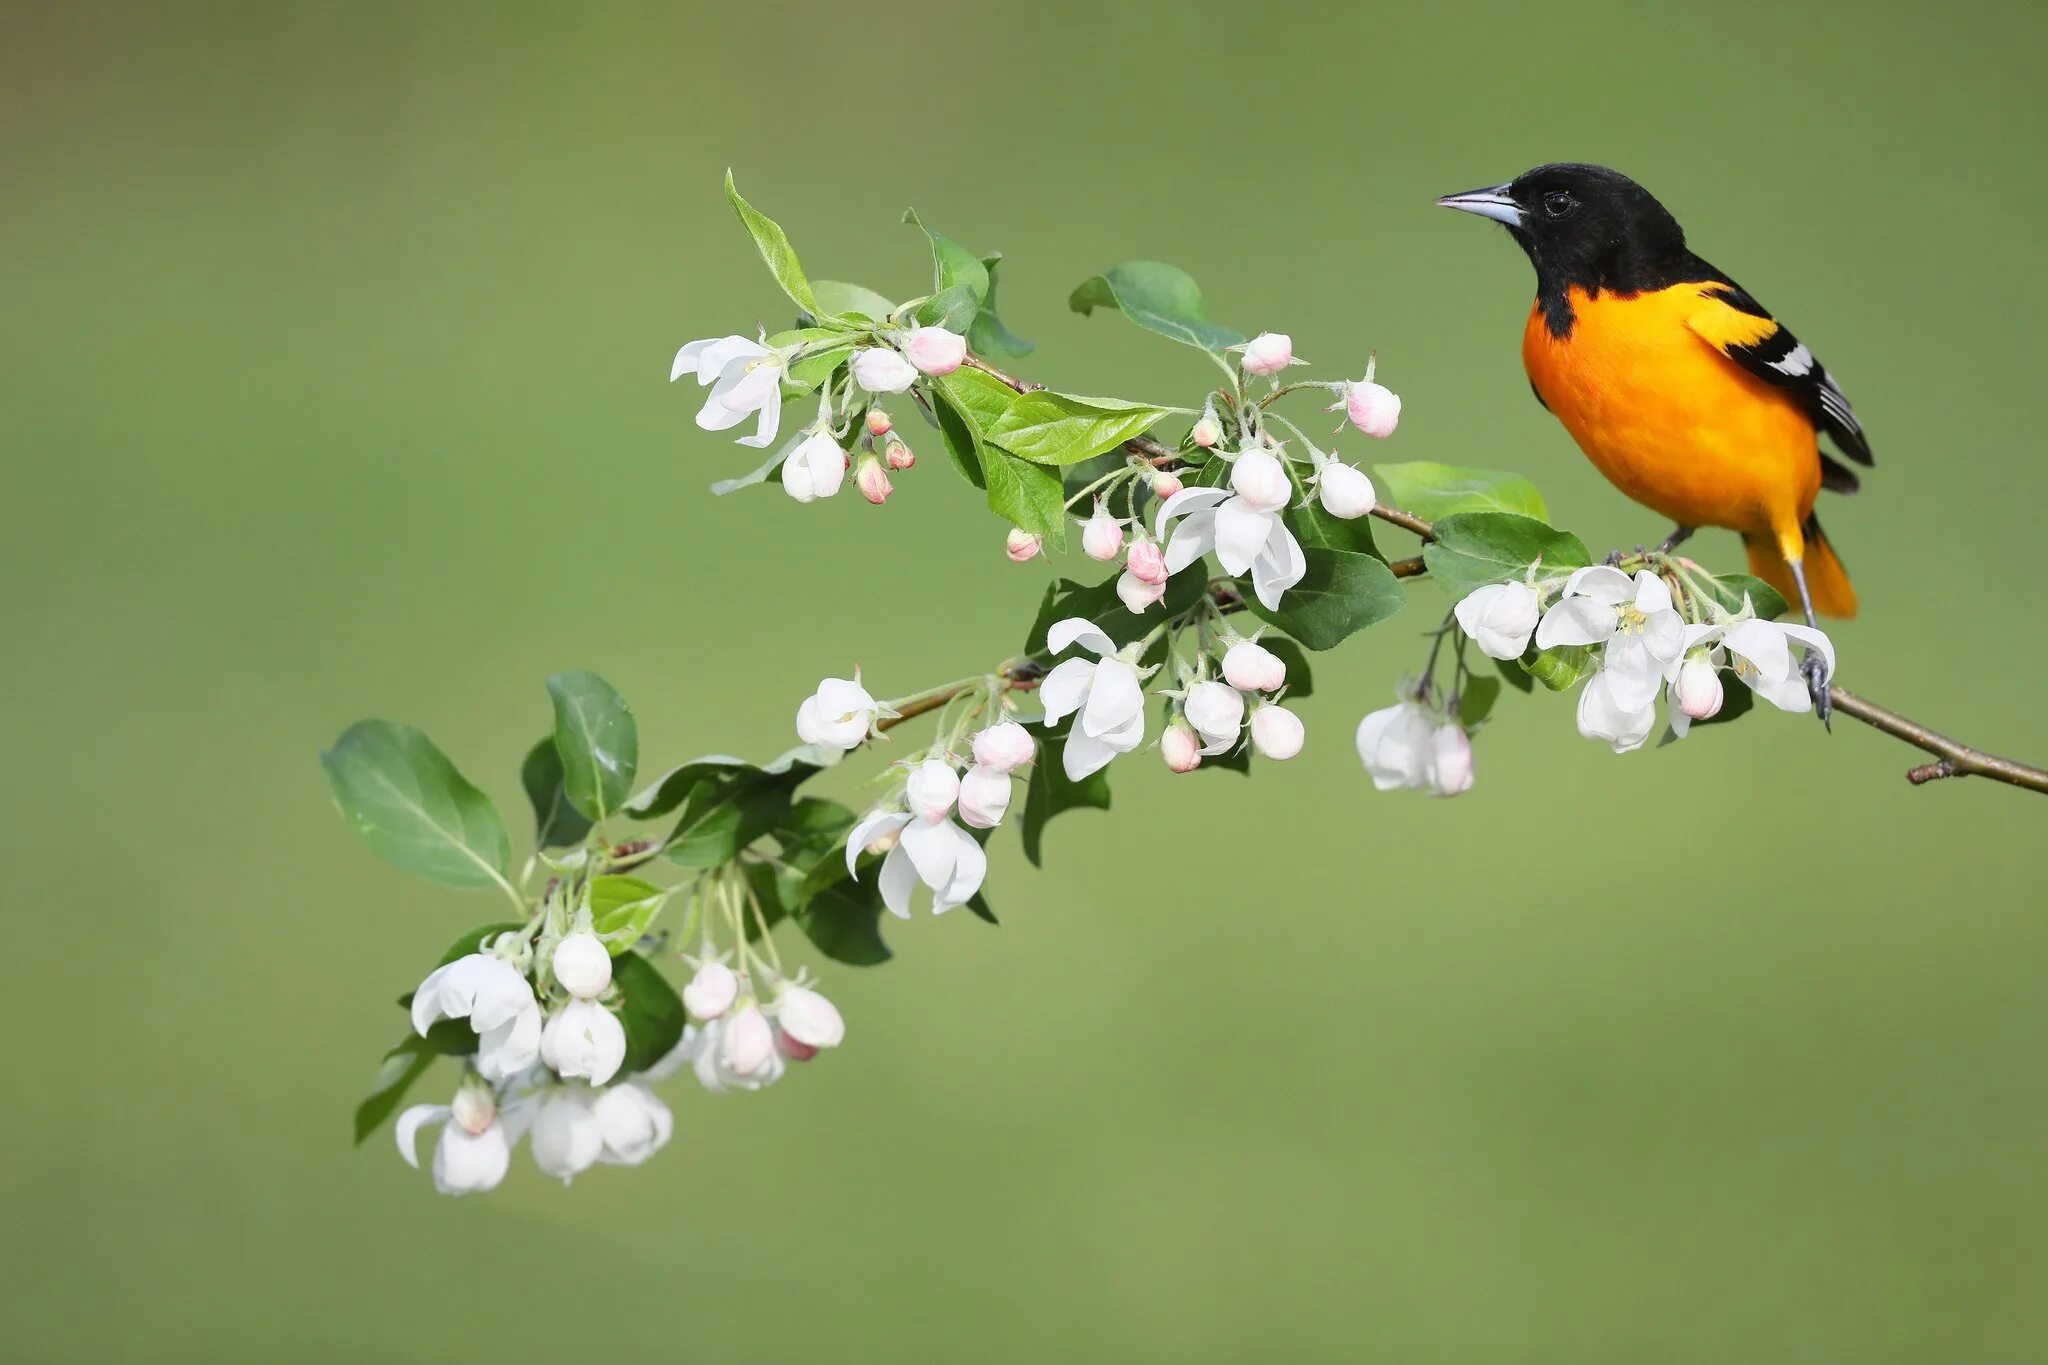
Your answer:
(1542, 191), (1575, 218)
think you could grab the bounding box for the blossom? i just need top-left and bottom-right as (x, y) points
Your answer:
(1721, 615), (1836, 713)
(1184, 679), (1245, 755)
(1222, 639), (1287, 693)
(865, 408), (893, 437)
(1250, 703), (1305, 760)
(1356, 699), (1436, 790)
(411, 953), (542, 1080)
(1312, 460), (1376, 519)
(1160, 718), (1202, 772)
(850, 346), (918, 393)
(854, 456), (893, 504)
(594, 1083), (673, 1166)
(723, 1002), (776, 1075)
(905, 758), (960, 822)
(397, 1100), (512, 1196)
(902, 326), (967, 376)
(970, 721), (1035, 774)
(1237, 331), (1301, 375)
(552, 932), (611, 999)
(1331, 378), (1401, 437)
(1038, 618), (1147, 779)
(680, 1019), (786, 1093)
(1576, 665), (1658, 753)
(845, 805), (988, 918)
(1117, 570), (1166, 613)
(795, 676), (881, 752)
(957, 763), (1012, 828)
(541, 999), (627, 1085)
(1536, 566), (1684, 709)
(1150, 470), (1184, 499)
(1190, 414), (1222, 448)
(1155, 475), (1306, 612)
(1430, 723), (1474, 794)
(682, 959), (738, 1020)
(777, 1027), (819, 1062)
(530, 1088), (604, 1183)
(885, 438), (915, 470)
(1229, 448), (1292, 512)
(674, 335), (786, 448)
(774, 983), (845, 1049)
(1454, 581), (1541, 661)
(1005, 528), (1043, 562)
(781, 430), (847, 503)
(1081, 501), (1125, 561)
(1672, 652), (1724, 722)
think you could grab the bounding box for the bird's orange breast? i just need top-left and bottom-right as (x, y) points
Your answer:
(1522, 283), (1820, 541)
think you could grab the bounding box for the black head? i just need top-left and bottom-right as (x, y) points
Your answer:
(1437, 164), (1695, 310)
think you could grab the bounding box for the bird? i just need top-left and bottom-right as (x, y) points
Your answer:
(1436, 163), (1871, 719)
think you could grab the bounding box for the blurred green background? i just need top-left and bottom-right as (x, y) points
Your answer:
(6, 2), (2047, 1360)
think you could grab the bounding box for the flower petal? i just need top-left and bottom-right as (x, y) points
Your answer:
(1534, 597), (1618, 649)
(1251, 518), (1306, 610)
(1212, 497), (1271, 577)
(1563, 564), (1634, 604)
(1779, 623), (1837, 687)
(1047, 617), (1118, 658)
(879, 843), (918, 919)
(396, 1104), (450, 1170)
(1162, 510), (1217, 574)
(1631, 569), (1673, 616)
(1152, 484), (1231, 539)
(1038, 658), (1097, 726)
(1723, 620), (1794, 682)
(738, 391), (783, 450)
(1063, 728), (1119, 780)
(1079, 659), (1143, 738)
(845, 810), (910, 876)
(898, 816), (961, 890)
(933, 826), (987, 914)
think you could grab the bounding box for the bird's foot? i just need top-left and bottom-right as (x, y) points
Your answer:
(1603, 549), (1625, 567)
(1802, 653), (1832, 730)
(1657, 524), (1697, 554)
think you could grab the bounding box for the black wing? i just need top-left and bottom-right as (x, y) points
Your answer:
(1697, 279), (1874, 491)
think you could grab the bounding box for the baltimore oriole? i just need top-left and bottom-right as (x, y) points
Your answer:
(1438, 163), (1872, 717)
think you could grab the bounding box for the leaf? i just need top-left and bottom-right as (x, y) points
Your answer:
(1261, 636), (1315, 699)
(1284, 502), (1382, 558)
(1247, 548), (1406, 650)
(930, 370), (1007, 489)
(520, 738), (592, 849)
(354, 1038), (438, 1146)
(588, 874), (668, 952)
(662, 763), (813, 868)
(903, 209), (991, 302)
(984, 448), (1068, 548)
(612, 952), (686, 1077)
(784, 344), (854, 391)
(987, 391), (1169, 467)
(1494, 657), (1536, 693)
(624, 755), (757, 820)
(546, 671), (638, 822)
(968, 254), (1034, 359)
(1422, 513), (1591, 600)
(1526, 644), (1595, 691)
(1459, 675), (1503, 728)
(794, 853), (895, 967)
(775, 797), (859, 863)
(916, 282), (982, 332)
(811, 279), (896, 322)
(1373, 461), (1549, 522)
(321, 721), (510, 888)
(724, 170), (818, 315)
(1021, 728), (1112, 867)
(1699, 572), (1789, 622)
(1069, 262), (1244, 351)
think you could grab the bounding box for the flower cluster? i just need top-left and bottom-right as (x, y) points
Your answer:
(1355, 696), (1475, 795)
(843, 720), (1035, 914)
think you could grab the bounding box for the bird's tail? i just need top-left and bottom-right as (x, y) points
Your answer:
(1745, 514), (1858, 619)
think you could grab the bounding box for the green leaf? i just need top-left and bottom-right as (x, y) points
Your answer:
(546, 671), (638, 822)
(724, 170), (818, 315)
(903, 209), (991, 302)
(624, 755), (756, 820)
(775, 797), (859, 863)
(984, 448), (1067, 547)
(811, 279), (895, 322)
(1373, 461), (1549, 522)
(915, 282), (981, 332)
(613, 952), (686, 1076)
(1422, 513), (1591, 600)
(520, 739), (592, 849)
(1261, 636), (1315, 699)
(1069, 261), (1244, 351)
(1526, 644), (1595, 691)
(1700, 573), (1789, 621)
(968, 254), (1034, 359)
(1247, 548), (1406, 650)
(930, 367), (1019, 491)
(1021, 729), (1112, 867)
(1494, 657), (1536, 693)
(987, 391), (1169, 467)
(794, 852), (895, 967)
(321, 721), (511, 888)
(1459, 675), (1503, 728)
(1284, 502), (1382, 558)
(354, 1038), (438, 1146)
(785, 344), (854, 391)
(588, 874), (668, 952)
(663, 762), (814, 868)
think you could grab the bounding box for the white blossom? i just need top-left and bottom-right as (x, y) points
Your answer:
(1430, 723), (1474, 794)
(1454, 581), (1541, 661)
(1721, 615), (1836, 713)
(1236, 331), (1301, 375)
(1117, 570), (1166, 613)
(1081, 500), (1125, 561)
(970, 721), (1035, 774)
(845, 806), (987, 918)
(850, 346), (918, 393)
(795, 676), (882, 752)
(541, 999), (627, 1085)
(774, 983), (845, 1049)
(1356, 699), (1436, 790)
(680, 1019), (786, 1094)
(781, 430), (847, 503)
(396, 1099), (514, 1196)
(1576, 665), (1658, 753)
(551, 932), (611, 999)
(682, 959), (739, 1020)
(1222, 639), (1287, 692)
(530, 1088), (604, 1183)
(411, 952), (541, 1081)
(674, 335), (786, 448)
(1038, 618), (1147, 778)
(1536, 566), (1685, 709)
(1184, 679), (1245, 755)
(594, 1083), (673, 1166)
(901, 326), (967, 376)
(1155, 478), (1306, 612)
(957, 763), (1012, 829)
(1312, 460), (1377, 519)
(1250, 703), (1305, 760)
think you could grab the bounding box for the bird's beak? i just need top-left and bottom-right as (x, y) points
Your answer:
(1435, 184), (1524, 228)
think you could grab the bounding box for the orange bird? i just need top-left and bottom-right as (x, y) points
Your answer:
(1438, 164), (1872, 714)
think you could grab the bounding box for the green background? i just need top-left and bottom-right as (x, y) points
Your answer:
(7, 2), (2047, 1360)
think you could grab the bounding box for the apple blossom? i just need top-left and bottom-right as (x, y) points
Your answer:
(865, 408), (892, 437)
(674, 334), (786, 448)
(774, 983), (845, 1049)
(530, 1088), (604, 1183)
(1454, 581), (1541, 661)
(1313, 460), (1376, 519)
(1005, 528), (1043, 562)
(795, 675), (881, 752)
(1184, 679), (1245, 755)
(1117, 569), (1166, 613)
(594, 1083), (673, 1166)
(777, 1027), (819, 1062)
(1536, 566), (1684, 710)
(1126, 538), (1167, 585)
(397, 1099), (513, 1196)
(1081, 501), (1125, 561)
(1721, 615), (1836, 713)
(1237, 331), (1300, 375)
(1038, 618), (1147, 778)
(1150, 470), (1184, 499)
(855, 456), (893, 504)
(902, 325), (967, 376)
(781, 430), (847, 503)
(551, 931), (611, 998)
(844, 806), (988, 917)
(541, 999), (627, 1085)
(475, 1003), (542, 1082)
(1356, 699), (1436, 790)
(1576, 666), (1658, 753)
(906, 758), (961, 822)
(884, 438), (915, 470)
(1229, 448), (1293, 514)
(449, 1080), (496, 1136)
(1331, 378), (1402, 438)
(1156, 482), (1306, 612)
(1190, 411), (1222, 448)
(724, 1002), (776, 1075)
(970, 721), (1035, 774)
(1430, 723), (1474, 794)
(412, 953), (536, 1051)
(956, 763), (1012, 829)
(850, 345), (918, 393)
(1160, 718), (1202, 772)
(682, 1019), (787, 1094)
(1250, 702), (1305, 760)
(683, 959), (739, 1020)
(1673, 652), (1725, 721)
(1222, 639), (1287, 693)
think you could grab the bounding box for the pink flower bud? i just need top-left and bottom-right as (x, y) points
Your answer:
(902, 326), (967, 376)
(451, 1081), (497, 1136)
(1150, 470), (1185, 500)
(971, 721), (1035, 774)
(1081, 501), (1124, 561)
(1675, 654), (1724, 720)
(1336, 379), (1402, 438)
(1117, 570), (1166, 614)
(723, 1003), (775, 1076)
(1429, 723), (1474, 795)
(865, 408), (893, 437)
(1222, 640), (1287, 692)
(854, 457), (893, 505)
(1125, 538), (1167, 585)
(956, 763), (1012, 829)
(776, 1027), (819, 1062)
(1249, 703), (1305, 760)
(774, 983), (845, 1048)
(905, 759), (959, 822)
(885, 438), (915, 470)
(1239, 331), (1297, 376)
(1316, 462), (1377, 520)
(1190, 416), (1222, 448)
(683, 960), (739, 1020)
(1005, 528), (1043, 562)
(1230, 448), (1292, 514)
(1160, 719), (1202, 773)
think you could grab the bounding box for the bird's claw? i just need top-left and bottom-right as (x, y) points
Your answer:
(1802, 653), (1832, 729)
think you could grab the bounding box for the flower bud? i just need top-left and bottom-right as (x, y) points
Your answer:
(956, 762), (1012, 828)
(530, 1089), (602, 1184)
(855, 456), (894, 505)
(431, 1121), (511, 1194)
(1250, 703), (1305, 760)
(1190, 416), (1222, 448)
(781, 431), (847, 504)
(1160, 718), (1202, 773)
(865, 408), (893, 437)
(1337, 379), (1401, 438)
(450, 1079), (497, 1136)
(1184, 679), (1245, 750)
(1081, 501), (1124, 561)
(1674, 653), (1725, 720)
(884, 438), (915, 470)
(971, 720), (1035, 774)
(723, 1002), (775, 1076)
(1229, 448), (1292, 514)
(1117, 570), (1166, 614)
(1222, 639), (1287, 692)
(1316, 462), (1377, 520)
(683, 959), (739, 1020)
(1430, 723), (1474, 795)
(906, 758), (960, 822)
(1125, 538), (1167, 585)
(902, 325), (967, 376)
(593, 1083), (673, 1166)
(775, 983), (845, 1049)
(540, 999), (627, 1085)
(1356, 699), (1435, 789)
(777, 1027), (820, 1062)
(1005, 528), (1043, 562)
(1150, 470), (1185, 500)
(850, 346), (918, 393)
(1454, 581), (1541, 661)
(1239, 331), (1297, 376)
(796, 675), (880, 753)
(551, 931), (612, 999)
